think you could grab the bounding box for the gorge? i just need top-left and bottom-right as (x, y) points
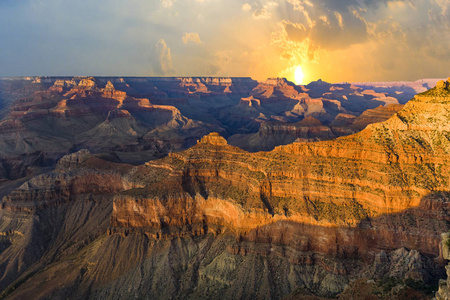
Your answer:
(0, 76), (448, 299)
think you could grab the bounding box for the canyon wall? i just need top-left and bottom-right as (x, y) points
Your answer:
(0, 78), (449, 299)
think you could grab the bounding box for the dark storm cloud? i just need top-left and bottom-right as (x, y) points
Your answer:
(283, 8), (368, 51)
(282, 0), (369, 50)
(275, 0), (449, 80)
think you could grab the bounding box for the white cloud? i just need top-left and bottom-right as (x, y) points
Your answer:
(242, 3), (251, 11)
(182, 32), (202, 44)
(334, 11), (344, 28)
(161, 0), (175, 8)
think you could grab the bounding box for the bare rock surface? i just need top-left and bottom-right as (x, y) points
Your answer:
(0, 76), (448, 299)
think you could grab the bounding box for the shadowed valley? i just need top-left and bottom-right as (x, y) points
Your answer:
(0, 76), (449, 299)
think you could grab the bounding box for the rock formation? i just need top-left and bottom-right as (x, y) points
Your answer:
(0, 76), (429, 183)
(0, 76), (448, 299)
(436, 232), (450, 300)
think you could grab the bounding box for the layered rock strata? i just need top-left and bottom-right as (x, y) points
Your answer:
(4, 79), (444, 256)
(107, 81), (450, 257)
(0, 78), (449, 299)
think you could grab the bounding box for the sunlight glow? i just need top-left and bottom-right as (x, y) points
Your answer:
(294, 65), (305, 85)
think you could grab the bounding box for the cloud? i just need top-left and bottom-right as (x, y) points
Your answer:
(280, 3), (368, 54)
(252, 1), (279, 19)
(253, 8), (271, 19)
(0, 0), (448, 82)
(150, 39), (175, 75)
(207, 50), (232, 75)
(284, 22), (308, 43)
(161, 0), (175, 8)
(273, 0), (450, 81)
(182, 32), (202, 44)
(242, 3), (251, 11)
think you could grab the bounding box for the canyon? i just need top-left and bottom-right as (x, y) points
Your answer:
(0, 76), (432, 181)
(0, 76), (448, 299)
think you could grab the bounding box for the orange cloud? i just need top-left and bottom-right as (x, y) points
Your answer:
(182, 32), (202, 45)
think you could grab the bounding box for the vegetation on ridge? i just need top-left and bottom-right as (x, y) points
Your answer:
(415, 78), (450, 99)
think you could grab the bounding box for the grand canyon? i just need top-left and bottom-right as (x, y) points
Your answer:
(0, 76), (449, 299)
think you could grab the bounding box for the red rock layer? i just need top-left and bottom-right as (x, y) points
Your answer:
(109, 84), (450, 256)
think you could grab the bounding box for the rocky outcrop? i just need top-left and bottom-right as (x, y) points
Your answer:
(228, 117), (336, 151)
(2, 151), (134, 212)
(0, 76), (436, 169)
(106, 80), (450, 258)
(350, 104), (404, 131)
(352, 78), (444, 98)
(228, 105), (403, 151)
(0, 77), (223, 169)
(252, 77), (308, 99)
(0, 77), (448, 299)
(436, 232), (450, 300)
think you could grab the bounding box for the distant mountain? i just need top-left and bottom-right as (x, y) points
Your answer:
(351, 78), (442, 94)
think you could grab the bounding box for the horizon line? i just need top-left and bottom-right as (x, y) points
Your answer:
(0, 76), (446, 86)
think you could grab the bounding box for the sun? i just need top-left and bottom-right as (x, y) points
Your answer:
(294, 65), (305, 85)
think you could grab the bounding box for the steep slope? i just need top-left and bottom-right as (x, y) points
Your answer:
(107, 78), (450, 256)
(0, 76), (429, 184)
(0, 78), (224, 180)
(228, 105), (404, 151)
(228, 116), (336, 151)
(226, 78), (419, 144)
(436, 233), (450, 299)
(0, 79), (449, 299)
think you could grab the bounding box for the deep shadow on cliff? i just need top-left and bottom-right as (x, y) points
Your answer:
(0, 76), (431, 182)
(239, 191), (449, 263)
(0, 188), (447, 300)
(0, 78), (449, 299)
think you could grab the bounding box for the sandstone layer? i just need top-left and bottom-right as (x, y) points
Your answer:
(0, 78), (448, 299)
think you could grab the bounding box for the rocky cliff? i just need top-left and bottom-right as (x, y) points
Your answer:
(0, 77), (448, 299)
(228, 105), (404, 151)
(436, 232), (450, 300)
(0, 76), (424, 183)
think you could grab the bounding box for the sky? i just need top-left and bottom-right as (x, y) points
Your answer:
(0, 0), (448, 83)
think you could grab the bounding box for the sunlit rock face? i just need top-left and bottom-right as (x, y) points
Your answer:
(109, 79), (450, 240)
(0, 75), (426, 182)
(0, 77), (448, 299)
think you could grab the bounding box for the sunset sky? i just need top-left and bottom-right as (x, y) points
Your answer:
(1, 0), (448, 83)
